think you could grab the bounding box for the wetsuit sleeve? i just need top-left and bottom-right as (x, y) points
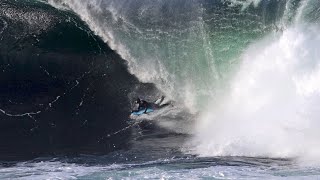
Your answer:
(142, 101), (148, 113)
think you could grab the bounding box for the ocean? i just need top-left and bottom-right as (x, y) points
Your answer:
(1, 0), (320, 179)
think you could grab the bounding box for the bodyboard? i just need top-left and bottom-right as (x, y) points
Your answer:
(131, 108), (154, 116)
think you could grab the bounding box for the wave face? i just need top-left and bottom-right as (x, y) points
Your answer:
(0, 0), (160, 160)
(46, 0), (320, 163)
(47, 0), (281, 111)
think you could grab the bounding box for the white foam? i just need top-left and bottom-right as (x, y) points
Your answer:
(0, 161), (112, 180)
(226, 0), (262, 10)
(189, 25), (320, 163)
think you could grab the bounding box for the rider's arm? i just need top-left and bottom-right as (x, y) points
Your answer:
(142, 101), (148, 113)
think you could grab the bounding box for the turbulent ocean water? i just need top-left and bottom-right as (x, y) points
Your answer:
(1, 0), (320, 179)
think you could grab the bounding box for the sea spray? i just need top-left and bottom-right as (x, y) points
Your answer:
(189, 24), (320, 162)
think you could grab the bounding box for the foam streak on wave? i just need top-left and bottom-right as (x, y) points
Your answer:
(227, 0), (262, 10)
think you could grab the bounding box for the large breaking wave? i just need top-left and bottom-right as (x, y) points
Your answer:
(44, 0), (320, 163)
(1, 0), (318, 163)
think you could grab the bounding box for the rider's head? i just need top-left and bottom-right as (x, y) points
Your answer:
(135, 98), (141, 103)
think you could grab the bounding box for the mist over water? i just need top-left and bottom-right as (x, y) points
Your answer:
(189, 0), (320, 163)
(190, 25), (320, 161)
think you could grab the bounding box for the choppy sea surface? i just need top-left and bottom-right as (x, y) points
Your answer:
(1, 125), (320, 179)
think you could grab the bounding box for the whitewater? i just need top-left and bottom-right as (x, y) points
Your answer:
(190, 25), (320, 161)
(2, 0), (320, 179)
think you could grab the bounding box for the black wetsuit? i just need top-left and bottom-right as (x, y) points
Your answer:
(132, 96), (169, 113)
(138, 100), (149, 113)
(132, 99), (150, 113)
